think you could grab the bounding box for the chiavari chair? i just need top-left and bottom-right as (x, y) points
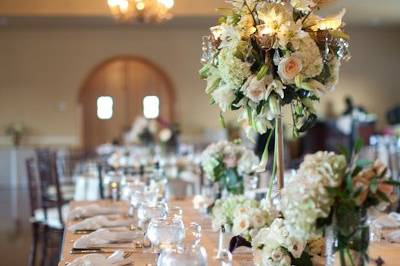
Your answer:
(25, 158), (41, 266)
(35, 149), (68, 266)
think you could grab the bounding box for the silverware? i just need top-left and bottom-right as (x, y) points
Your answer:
(70, 248), (115, 254)
(74, 229), (96, 234)
(70, 247), (137, 254)
(73, 224), (142, 235)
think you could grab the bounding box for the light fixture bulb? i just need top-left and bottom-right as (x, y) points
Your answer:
(107, 0), (119, 7)
(158, 0), (174, 9)
(136, 2), (145, 11)
(107, 0), (174, 23)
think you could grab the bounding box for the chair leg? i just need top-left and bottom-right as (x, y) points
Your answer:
(28, 222), (39, 266)
(40, 225), (48, 266)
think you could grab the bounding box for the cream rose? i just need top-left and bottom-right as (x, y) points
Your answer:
(233, 215), (251, 235)
(251, 212), (266, 228)
(241, 75), (272, 103)
(278, 55), (303, 82)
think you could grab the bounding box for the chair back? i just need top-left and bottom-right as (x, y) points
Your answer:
(26, 158), (41, 219)
(35, 149), (65, 227)
(56, 148), (83, 185)
(97, 163), (106, 200)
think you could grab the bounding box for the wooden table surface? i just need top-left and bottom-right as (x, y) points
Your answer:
(58, 200), (400, 266)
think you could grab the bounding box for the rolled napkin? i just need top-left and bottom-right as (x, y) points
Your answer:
(68, 204), (119, 220)
(374, 212), (400, 228)
(67, 250), (132, 266)
(386, 230), (400, 243)
(74, 228), (142, 249)
(389, 212), (400, 221)
(68, 216), (132, 232)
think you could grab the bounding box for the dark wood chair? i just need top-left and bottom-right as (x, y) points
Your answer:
(35, 149), (67, 266)
(25, 158), (41, 266)
(35, 149), (67, 228)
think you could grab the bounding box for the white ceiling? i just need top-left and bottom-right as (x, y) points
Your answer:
(0, 0), (399, 26)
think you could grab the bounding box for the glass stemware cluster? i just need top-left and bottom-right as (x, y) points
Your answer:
(103, 161), (207, 266)
(157, 223), (208, 266)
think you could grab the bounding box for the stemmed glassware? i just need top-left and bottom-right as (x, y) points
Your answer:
(157, 223), (208, 266)
(129, 188), (159, 218)
(147, 217), (185, 253)
(137, 202), (168, 229)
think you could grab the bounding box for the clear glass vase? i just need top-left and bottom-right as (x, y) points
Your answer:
(325, 209), (369, 266)
(215, 225), (233, 263)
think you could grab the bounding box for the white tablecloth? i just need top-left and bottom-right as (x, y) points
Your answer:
(74, 175), (100, 201)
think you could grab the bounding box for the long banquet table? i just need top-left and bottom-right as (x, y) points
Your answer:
(59, 199), (400, 266)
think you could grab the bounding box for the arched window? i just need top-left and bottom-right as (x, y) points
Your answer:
(143, 95), (160, 119)
(97, 96), (113, 120)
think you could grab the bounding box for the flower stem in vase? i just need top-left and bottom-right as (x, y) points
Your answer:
(276, 116), (285, 190)
(216, 225), (233, 263)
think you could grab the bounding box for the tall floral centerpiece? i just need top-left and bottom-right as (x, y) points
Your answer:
(201, 141), (259, 196)
(280, 147), (399, 266)
(200, 0), (350, 189)
(125, 116), (158, 146)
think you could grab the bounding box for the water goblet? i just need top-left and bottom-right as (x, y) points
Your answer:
(157, 223), (207, 266)
(137, 203), (167, 230)
(147, 217), (185, 253)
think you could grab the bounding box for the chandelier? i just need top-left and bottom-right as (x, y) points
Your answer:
(107, 0), (174, 23)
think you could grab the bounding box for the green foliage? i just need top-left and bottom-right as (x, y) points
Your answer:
(354, 139), (364, 154)
(224, 168), (244, 195)
(219, 112), (226, 128)
(256, 65), (269, 80)
(231, 91), (245, 110)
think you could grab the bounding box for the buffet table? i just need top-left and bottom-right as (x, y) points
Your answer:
(58, 200), (400, 266)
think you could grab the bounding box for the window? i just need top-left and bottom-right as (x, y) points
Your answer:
(143, 96), (160, 119)
(97, 96), (113, 120)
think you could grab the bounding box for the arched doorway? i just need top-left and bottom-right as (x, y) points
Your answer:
(79, 55), (175, 150)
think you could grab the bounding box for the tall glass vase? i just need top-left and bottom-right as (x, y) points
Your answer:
(215, 225), (233, 261)
(325, 209), (370, 266)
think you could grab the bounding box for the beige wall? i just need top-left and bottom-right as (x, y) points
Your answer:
(0, 23), (399, 147)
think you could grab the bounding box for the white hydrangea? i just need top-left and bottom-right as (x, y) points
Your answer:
(281, 151), (347, 239)
(218, 48), (252, 88)
(299, 151), (347, 187)
(252, 218), (306, 266)
(286, 32), (323, 79)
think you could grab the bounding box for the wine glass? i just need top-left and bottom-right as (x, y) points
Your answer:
(137, 203), (167, 230)
(157, 223), (207, 266)
(130, 188), (158, 208)
(147, 217), (185, 253)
